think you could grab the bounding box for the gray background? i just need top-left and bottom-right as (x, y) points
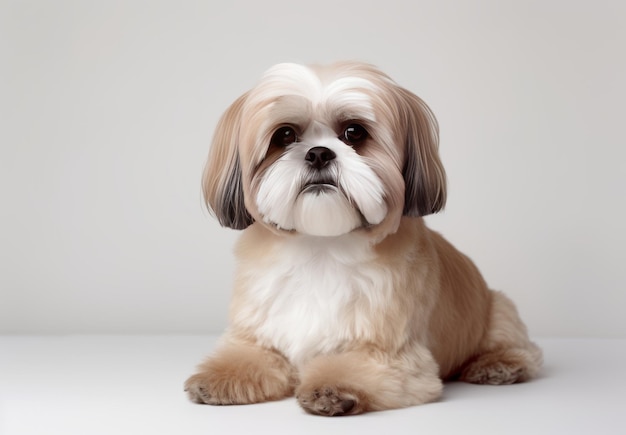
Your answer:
(1, 0), (624, 337)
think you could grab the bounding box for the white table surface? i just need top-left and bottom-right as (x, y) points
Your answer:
(1, 336), (624, 435)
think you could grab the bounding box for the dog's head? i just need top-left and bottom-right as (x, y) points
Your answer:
(202, 62), (446, 238)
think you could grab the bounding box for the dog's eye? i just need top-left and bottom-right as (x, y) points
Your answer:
(271, 126), (298, 147)
(342, 124), (369, 146)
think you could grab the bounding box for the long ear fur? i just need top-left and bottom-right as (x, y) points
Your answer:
(202, 93), (254, 229)
(399, 89), (447, 216)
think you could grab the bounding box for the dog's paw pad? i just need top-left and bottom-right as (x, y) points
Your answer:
(297, 386), (360, 416)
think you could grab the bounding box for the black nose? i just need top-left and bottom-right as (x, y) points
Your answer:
(305, 146), (336, 170)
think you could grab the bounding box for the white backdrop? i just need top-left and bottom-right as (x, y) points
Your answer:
(1, 0), (624, 337)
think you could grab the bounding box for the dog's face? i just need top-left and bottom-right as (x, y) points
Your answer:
(203, 62), (446, 238)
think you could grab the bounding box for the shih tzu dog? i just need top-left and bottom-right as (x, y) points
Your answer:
(185, 62), (542, 416)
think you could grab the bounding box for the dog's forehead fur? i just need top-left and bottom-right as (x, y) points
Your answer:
(252, 62), (391, 106)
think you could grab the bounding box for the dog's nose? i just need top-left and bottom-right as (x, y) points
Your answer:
(305, 146), (336, 170)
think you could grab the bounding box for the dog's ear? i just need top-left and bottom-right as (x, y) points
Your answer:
(202, 93), (254, 229)
(398, 88), (447, 216)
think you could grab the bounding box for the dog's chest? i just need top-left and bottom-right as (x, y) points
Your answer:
(235, 237), (390, 366)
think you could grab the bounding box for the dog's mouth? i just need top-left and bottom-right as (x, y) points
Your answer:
(301, 182), (337, 195)
(300, 175), (338, 194)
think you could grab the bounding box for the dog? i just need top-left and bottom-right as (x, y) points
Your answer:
(185, 62), (542, 416)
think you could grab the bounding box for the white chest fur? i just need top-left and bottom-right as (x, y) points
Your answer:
(233, 234), (392, 367)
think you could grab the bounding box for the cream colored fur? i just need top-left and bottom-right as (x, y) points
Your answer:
(185, 62), (542, 416)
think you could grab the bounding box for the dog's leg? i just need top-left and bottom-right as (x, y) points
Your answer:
(296, 345), (442, 416)
(459, 291), (543, 385)
(184, 338), (296, 405)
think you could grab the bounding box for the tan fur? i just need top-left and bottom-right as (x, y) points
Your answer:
(186, 218), (542, 414)
(184, 338), (296, 404)
(202, 93), (247, 209)
(187, 62), (542, 415)
(202, 93), (253, 229)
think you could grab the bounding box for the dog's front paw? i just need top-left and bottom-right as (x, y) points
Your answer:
(184, 374), (211, 404)
(297, 385), (365, 416)
(184, 367), (293, 405)
(184, 373), (223, 405)
(184, 344), (295, 405)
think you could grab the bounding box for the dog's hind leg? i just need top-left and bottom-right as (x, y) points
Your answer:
(459, 291), (543, 385)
